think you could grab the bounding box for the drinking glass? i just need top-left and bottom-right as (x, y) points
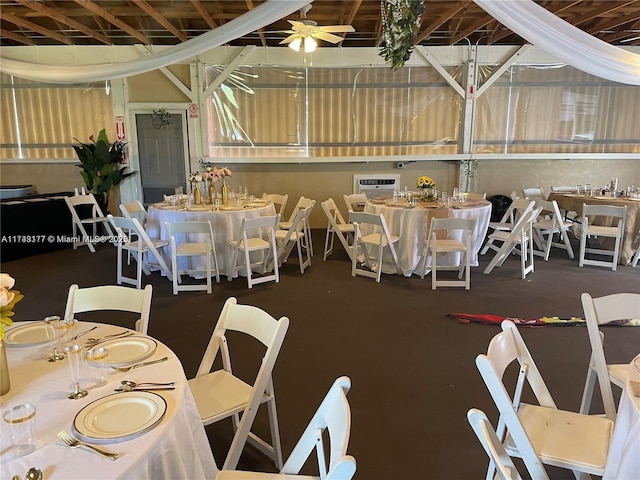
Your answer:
(453, 187), (460, 201)
(2, 403), (37, 458)
(63, 344), (88, 399)
(174, 186), (183, 196)
(85, 347), (110, 388)
(44, 315), (65, 362)
(441, 192), (448, 205)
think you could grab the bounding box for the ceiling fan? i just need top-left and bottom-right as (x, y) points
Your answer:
(279, 4), (355, 53)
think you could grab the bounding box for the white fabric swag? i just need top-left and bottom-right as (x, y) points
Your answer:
(473, 0), (640, 86)
(0, 0), (311, 84)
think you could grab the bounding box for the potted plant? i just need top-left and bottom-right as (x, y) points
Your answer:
(73, 129), (135, 213)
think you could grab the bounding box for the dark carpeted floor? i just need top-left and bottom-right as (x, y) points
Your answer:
(3, 231), (639, 479)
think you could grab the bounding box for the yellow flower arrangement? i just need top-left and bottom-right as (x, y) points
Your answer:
(0, 274), (23, 341)
(416, 176), (436, 189)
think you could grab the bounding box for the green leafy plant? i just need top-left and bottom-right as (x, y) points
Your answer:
(73, 129), (135, 197)
(379, 0), (425, 70)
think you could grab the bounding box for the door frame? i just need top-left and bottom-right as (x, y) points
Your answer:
(120, 105), (191, 206)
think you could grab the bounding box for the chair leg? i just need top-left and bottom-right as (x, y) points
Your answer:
(136, 250), (143, 289)
(431, 245), (437, 290)
(244, 248), (253, 288)
(206, 250), (212, 294)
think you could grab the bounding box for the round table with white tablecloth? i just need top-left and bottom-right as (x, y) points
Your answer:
(0, 321), (218, 480)
(603, 354), (640, 480)
(363, 199), (492, 277)
(146, 201), (277, 277)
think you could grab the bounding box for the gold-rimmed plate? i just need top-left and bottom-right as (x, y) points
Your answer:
(73, 391), (167, 444)
(4, 322), (57, 347)
(90, 337), (157, 367)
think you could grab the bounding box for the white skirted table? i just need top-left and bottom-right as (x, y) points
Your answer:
(0, 321), (218, 480)
(363, 199), (492, 276)
(603, 354), (640, 479)
(146, 201), (277, 277)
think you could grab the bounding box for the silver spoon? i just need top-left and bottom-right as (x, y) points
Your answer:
(114, 384), (175, 393)
(25, 468), (43, 480)
(121, 380), (175, 388)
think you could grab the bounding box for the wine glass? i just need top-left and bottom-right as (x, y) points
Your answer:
(44, 316), (65, 362)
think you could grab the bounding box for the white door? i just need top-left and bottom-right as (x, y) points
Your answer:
(135, 113), (187, 205)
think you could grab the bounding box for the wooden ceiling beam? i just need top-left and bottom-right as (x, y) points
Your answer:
(14, 0), (111, 45)
(0, 11), (73, 45)
(564, 1), (636, 28)
(72, 0), (151, 45)
(131, 0), (188, 42)
(601, 19), (640, 42)
(414, 0), (472, 45)
(244, 1), (266, 47)
(449, 13), (494, 45)
(0, 27), (34, 46)
(587, 11), (640, 35)
(190, 0), (218, 29)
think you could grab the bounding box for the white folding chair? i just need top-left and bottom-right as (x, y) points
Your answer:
(216, 376), (356, 480)
(228, 214), (280, 288)
(350, 211), (401, 282)
(262, 193), (289, 218)
(579, 292), (640, 421)
(632, 239), (640, 267)
(276, 203), (313, 274)
(521, 186), (545, 201)
(188, 297), (289, 470)
(466, 409), (523, 480)
(483, 207), (541, 279)
(321, 198), (355, 262)
(531, 199), (575, 260)
(108, 215), (173, 288)
(579, 204), (627, 271)
(343, 193), (367, 213)
(64, 194), (114, 252)
(64, 283), (153, 334)
(476, 320), (614, 480)
(279, 196), (315, 257)
(481, 199), (535, 255)
(459, 192), (487, 201)
(165, 221), (220, 295)
(119, 201), (148, 264)
(420, 217), (476, 290)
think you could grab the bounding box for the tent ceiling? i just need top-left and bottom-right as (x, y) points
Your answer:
(1, 0), (639, 48)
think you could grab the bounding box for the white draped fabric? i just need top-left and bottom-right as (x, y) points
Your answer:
(0, 0), (310, 84)
(473, 0), (640, 85)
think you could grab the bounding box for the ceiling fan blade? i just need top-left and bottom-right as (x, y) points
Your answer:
(279, 34), (297, 45)
(288, 20), (307, 28)
(313, 31), (345, 44)
(319, 25), (355, 33)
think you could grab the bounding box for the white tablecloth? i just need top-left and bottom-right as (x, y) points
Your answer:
(0, 322), (218, 480)
(363, 200), (492, 276)
(146, 203), (277, 276)
(603, 354), (640, 480)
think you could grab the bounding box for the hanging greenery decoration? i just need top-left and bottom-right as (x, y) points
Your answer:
(379, 0), (425, 70)
(152, 108), (171, 129)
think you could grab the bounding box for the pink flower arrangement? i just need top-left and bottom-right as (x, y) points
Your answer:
(203, 165), (232, 183)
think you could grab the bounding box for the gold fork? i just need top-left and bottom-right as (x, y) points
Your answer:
(57, 430), (120, 461)
(111, 356), (169, 372)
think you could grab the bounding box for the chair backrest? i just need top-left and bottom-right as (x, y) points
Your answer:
(582, 204), (627, 225)
(498, 198), (536, 225)
(581, 292), (640, 420)
(343, 193), (368, 212)
(281, 376), (356, 480)
(120, 201), (147, 225)
(262, 193), (289, 217)
(285, 196), (313, 223)
(467, 408), (523, 480)
(522, 187), (545, 200)
(350, 211), (393, 243)
(165, 220), (214, 238)
(533, 199), (562, 226)
(428, 217), (476, 240)
(65, 193), (106, 218)
(322, 197), (349, 226)
(460, 192), (487, 200)
(235, 214), (280, 243)
(476, 320), (556, 480)
(64, 283), (153, 334)
(195, 296), (289, 383)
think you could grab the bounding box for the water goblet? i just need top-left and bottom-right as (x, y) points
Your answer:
(63, 344), (88, 399)
(44, 315), (65, 362)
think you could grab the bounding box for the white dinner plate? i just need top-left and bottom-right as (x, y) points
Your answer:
(158, 205), (183, 211)
(73, 391), (167, 443)
(4, 322), (57, 347)
(244, 203), (267, 208)
(187, 206), (212, 212)
(90, 337), (157, 367)
(219, 205), (243, 211)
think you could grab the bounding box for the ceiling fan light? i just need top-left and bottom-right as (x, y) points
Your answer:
(303, 36), (317, 53)
(289, 37), (302, 52)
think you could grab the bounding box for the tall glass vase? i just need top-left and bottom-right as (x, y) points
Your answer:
(221, 179), (228, 205)
(208, 181), (216, 204)
(0, 339), (10, 396)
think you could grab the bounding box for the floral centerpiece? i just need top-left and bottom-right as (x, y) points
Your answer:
(1, 274), (22, 341)
(416, 175), (436, 201)
(200, 161), (232, 204)
(1, 273), (22, 395)
(379, 0), (426, 70)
